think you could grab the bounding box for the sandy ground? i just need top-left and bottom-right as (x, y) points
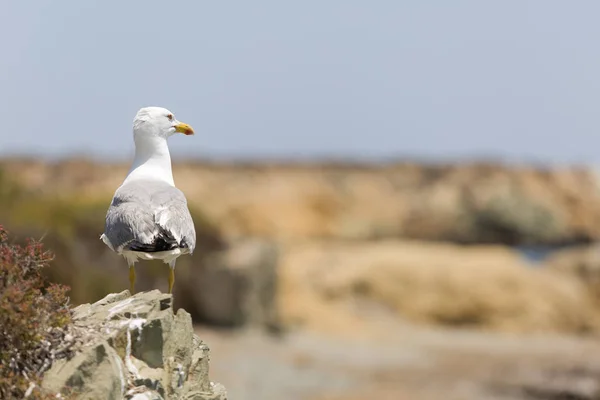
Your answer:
(197, 320), (600, 400)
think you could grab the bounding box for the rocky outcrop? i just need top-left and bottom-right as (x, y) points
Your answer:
(4, 160), (600, 245)
(42, 290), (227, 400)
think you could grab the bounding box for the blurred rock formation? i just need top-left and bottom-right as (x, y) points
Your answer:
(178, 238), (280, 330)
(279, 239), (600, 334)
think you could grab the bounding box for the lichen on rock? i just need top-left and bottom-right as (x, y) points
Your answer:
(42, 290), (227, 400)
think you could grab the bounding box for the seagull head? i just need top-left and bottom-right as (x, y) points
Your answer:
(132, 106), (194, 140)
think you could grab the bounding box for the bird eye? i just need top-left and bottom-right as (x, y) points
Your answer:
(167, 114), (174, 121)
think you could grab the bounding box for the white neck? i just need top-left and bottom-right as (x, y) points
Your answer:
(123, 135), (175, 186)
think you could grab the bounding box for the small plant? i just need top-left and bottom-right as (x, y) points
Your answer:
(0, 226), (71, 399)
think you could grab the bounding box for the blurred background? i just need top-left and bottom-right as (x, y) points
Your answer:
(3, 1), (600, 399)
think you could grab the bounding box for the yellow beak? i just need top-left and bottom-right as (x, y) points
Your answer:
(174, 122), (194, 136)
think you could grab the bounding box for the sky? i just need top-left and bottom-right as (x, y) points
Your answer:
(1, 1), (600, 164)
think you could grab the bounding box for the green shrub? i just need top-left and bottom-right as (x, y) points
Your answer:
(0, 226), (71, 399)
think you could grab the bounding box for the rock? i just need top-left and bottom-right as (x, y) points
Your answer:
(178, 238), (280, 330)
(42, 290), (227, 400)
(42, 341), (123, 400)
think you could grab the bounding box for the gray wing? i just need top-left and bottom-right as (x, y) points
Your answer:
(103, 180), (196, 253)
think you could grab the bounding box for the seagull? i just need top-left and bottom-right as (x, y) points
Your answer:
(100, 106), (196, 294)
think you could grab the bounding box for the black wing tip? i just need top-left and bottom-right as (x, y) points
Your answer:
(127, 239), (178, 252)
(126, 227), (190, 253)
